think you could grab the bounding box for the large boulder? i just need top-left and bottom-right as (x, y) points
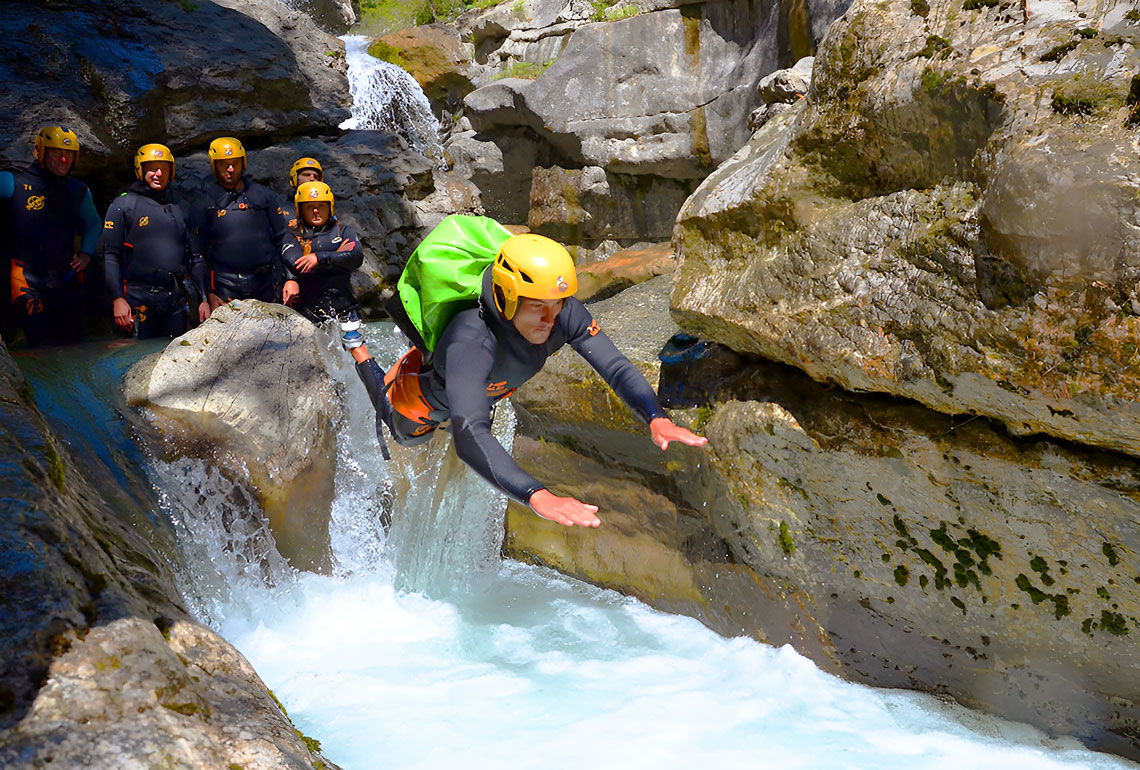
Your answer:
(507, 275), (1140, 760)
(0, 0), (350, 193)
(447, 0), (851, 239)
(123, 301), (341, 572)
(0, 338), (338, 769)
(671, 0), (1140, 458)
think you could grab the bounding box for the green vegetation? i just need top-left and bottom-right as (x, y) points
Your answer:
(492, 59), (555, 80)
(367, 39), (404, 66)
(1040, 41), (1079, 62)
(602, 4), (640, 20)
(1051, 76), (1125, 116)
(894, 565), (909, 586)
(1077, 27), (1098, 38)
(962, 0), (998, 8)
(917, 35), (952, 60)
(778, 521), (796, 556)
(910, 0), (930, 16)
(179, 0), (198, 11)
(1103, 542), (1121, 566)
(357, 0), (486, 36)
(1127, 9), (1140, 22)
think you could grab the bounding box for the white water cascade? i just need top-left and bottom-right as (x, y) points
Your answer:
(120, 322), (1135, 770)
(339, 34), (444, 162)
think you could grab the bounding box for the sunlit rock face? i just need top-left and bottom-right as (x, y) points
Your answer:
(0, 0), (350, 187)
(0, 339), (339, 770)
(508, 274), (1140, 760)
(124, 301), (341, 573)
(672, 0), (1140, 458)
(436, 0), (852, 237)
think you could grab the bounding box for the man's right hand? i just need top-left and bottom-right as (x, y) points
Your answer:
(112, 297), (133, 331)
(528, 488), (600, 527)
(207, 292), (226, 312)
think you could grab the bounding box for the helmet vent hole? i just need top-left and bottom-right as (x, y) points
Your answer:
(518, 269), (534, 284)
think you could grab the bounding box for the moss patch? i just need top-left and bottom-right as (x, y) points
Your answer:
(778, 521), (796, 556)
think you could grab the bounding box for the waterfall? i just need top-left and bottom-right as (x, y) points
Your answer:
(339, 34), (444, 162)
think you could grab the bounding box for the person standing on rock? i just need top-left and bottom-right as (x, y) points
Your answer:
(283, 180), (376, 365)
(359, 230), (707, 526)
(0, 125), (101, 347)
(278, 156), (324, 232)
(102, 143), (209, 339)
(191, 137), (300, 311)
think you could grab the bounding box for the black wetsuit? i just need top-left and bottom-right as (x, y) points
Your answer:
(290, 218), (363, 323)
(0, 163), (100, 346)
(102, 182), (207, 339)
(191, 176), (299, 303)
(381, 269), (667, 503)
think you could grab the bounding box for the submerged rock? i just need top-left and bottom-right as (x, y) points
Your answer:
(123, 301), (341, 572)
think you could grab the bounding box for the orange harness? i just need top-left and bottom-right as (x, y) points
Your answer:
(384, 348), (436, 436)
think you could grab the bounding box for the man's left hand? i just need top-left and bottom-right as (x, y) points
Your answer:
(649, 417), (708, 451)
(70, 252), (91, 271)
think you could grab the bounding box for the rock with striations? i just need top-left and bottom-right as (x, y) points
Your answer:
(671, 0), (1140, 458)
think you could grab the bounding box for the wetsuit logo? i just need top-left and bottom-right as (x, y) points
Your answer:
(25, 195), (45, 211)
(216, 209), (227, 218)
(104, 220), (115, 229)
(138, 216), (149, 227)
(587, 319), (601, 337)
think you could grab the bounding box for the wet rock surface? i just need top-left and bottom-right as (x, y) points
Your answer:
(509, 275), (1140, 760)
(0, 338), (338, 770)
(123, 301), (341, 572)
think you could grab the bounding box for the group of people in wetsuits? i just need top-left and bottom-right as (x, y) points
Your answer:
(1, 127), (371, 364)
(3, 125), (707, 526)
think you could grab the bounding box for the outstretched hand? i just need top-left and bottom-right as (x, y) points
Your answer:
(649, 417), (708, 451)
(529, 488), (600, 528)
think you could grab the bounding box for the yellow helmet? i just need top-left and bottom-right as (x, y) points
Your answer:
(289, 157), (323, 188)
(134, 143), (175, 181)
(208, 137), (245, 166)
(295, 180), (335, 219)
(491, 234), (577, 320)
(34, 126), (79, 164)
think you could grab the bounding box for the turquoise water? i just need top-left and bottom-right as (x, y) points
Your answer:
(17, 332), (1140, 770)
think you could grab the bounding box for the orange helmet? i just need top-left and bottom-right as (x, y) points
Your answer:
(134, 143), (175, 181)
(34, 126), (79, 164)
(491, 234), (577, 320)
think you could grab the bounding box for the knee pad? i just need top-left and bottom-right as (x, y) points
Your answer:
(340, 317), (363, 349)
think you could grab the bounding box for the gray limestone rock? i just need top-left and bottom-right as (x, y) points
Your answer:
(123, 301), (341, 572)
(672, 0), (1140, 458)
(0, 337), (338, 769)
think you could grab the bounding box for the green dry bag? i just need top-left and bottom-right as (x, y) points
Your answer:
(392, 215), (514, 353)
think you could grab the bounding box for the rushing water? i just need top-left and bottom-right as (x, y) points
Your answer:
(16, 331), (1140, 770)
(339, 34), (444, 161)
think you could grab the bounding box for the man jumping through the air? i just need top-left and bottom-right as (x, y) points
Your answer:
(357, 225), (706, 527)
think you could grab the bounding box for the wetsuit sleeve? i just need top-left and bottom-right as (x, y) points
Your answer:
(0, 172), (13, 200)
(311, 222), (363, 273)
(563, 299), (668, 424)
(176, 203), (208, 299)
(444, 333), (547, 504)
(102, 197), (129, 300)
(77, 188), (101, 256)
(262, 188), (300, 280)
